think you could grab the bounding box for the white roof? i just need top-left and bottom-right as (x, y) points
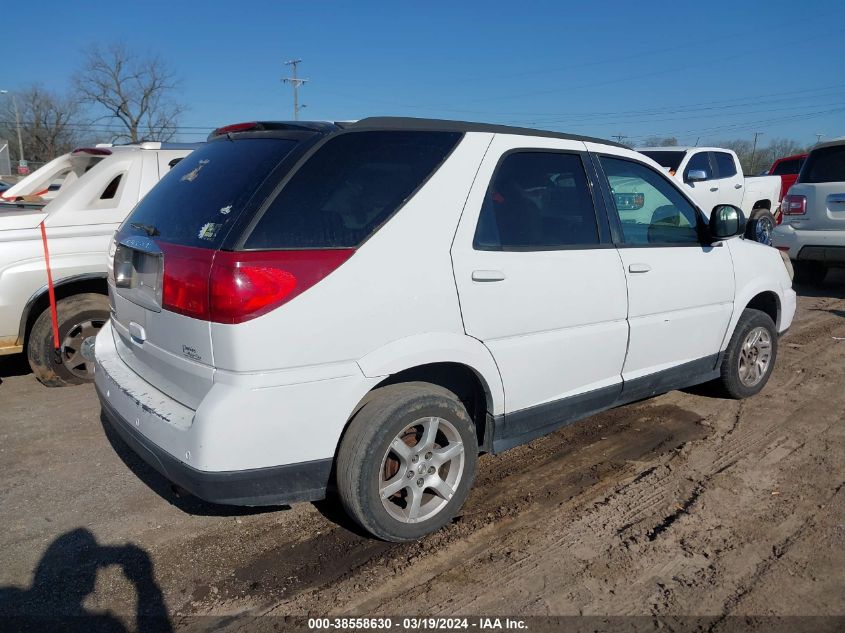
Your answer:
(636, 146), (732, 153)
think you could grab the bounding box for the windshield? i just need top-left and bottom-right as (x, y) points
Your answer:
(799, 145), (845, 184)
(640, 151), (687, 171)
(123, 138), (298, 248)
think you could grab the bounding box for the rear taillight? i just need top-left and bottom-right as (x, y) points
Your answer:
(159, 243), (354, 324)
(782, 194), (806, 215)
(72, 147), (112, 155)
(160, 243), (216, 320)
(210, 122), (260, 137)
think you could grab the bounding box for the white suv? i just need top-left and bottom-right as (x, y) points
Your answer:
(774, 139), (845, 284)
(95, 118), (796, 541)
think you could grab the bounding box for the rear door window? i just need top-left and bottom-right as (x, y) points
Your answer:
(799, 145), (845, 183)
(123, 138), (299, 248)
(243, 131), (461, 249)
(713, 152), (737, 178)
(473, 151), (600, 250)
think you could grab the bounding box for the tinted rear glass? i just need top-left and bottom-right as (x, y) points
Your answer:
(243, 130), (461, 249)
(772, 157), (803, 175)
(641, 151), (686, 170)
(799, 145), (845, 184)
(714, 152), (737, 178)
(123, 138), (298, 248)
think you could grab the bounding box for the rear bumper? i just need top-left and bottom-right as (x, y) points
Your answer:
(772, 224), (845, 263)
(94, 320), (375, 506)
(98, 387), (332, 506)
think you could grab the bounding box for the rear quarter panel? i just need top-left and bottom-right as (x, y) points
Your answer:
(209, 132), (495, 378)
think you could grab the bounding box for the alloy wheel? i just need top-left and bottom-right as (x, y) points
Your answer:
(61, 319), (105, 380)
(738, 326), (772, 387)
(379, 416), (465, 524)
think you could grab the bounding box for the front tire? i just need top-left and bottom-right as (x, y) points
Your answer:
(27, 293), (109, 387)
(336, 382), (478, 542)
(745, 209), (776, 245)
(716, 308), (778, 399)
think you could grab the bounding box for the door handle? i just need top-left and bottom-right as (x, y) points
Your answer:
(472, 270), (506, 282)
(734, 183), (743, 189)
(628, 263), (651, 274)
(709, 187), (719, 192)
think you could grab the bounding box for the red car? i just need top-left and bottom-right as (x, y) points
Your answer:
(768, 153), (807, 202)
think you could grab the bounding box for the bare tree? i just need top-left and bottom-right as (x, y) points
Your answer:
(0, 85), (81, 164)
(716, 138), (808, 174)
(755, 137), (806, 173)
(74, 44), (185, 143)
(641, 136), (679, 147)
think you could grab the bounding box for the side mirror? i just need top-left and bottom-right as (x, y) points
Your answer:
(686, 169), (708, 182)
(709, 204), (746, 239)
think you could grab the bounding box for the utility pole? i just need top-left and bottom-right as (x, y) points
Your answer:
(282, 59), (308, 121)
(815, 133), (823, 144)
(749, 131), (763, 174)
(0, 90), (25, 169)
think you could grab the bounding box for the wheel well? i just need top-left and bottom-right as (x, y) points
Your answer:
(746, 291), (780, 328)
(751, 200), (772, 213)
(21, 277), (108, 345)
(347, 362), (494, 455)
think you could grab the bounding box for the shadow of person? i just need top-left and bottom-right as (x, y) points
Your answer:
(0, 528), (171, 633)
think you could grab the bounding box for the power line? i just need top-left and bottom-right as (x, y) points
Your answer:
(282, 59), (308, 121)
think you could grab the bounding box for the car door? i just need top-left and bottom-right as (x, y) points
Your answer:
(681, 151), (721, 213)
(451, 135), (629, 446)
(595, 153), (734, 397)
(712, 151), (744, 208)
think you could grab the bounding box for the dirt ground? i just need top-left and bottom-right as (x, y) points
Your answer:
(1, 272), (843, 632)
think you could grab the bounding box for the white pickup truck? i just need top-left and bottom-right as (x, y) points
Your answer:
(0, 142), (199, 386)
(0, 146), (116, 204)
(638, 147), (783, 245)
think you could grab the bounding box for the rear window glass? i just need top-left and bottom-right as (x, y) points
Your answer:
(772, 157), (803, 175)
(124, 138), (298, 248)
(640, 151), (686, 170)
(799, 145), (845, 184)
(243, 130), (461, 249)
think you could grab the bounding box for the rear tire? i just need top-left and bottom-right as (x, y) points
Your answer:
(745, 209), (776, 245)
(715, 308), (778, 399)
(27, 293), (109, 387)
(336, 382), (478, 542)
(792, 261), (827, 285)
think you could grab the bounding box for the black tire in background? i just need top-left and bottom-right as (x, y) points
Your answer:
(716, 308), (778, 400)
(336, 382), (478, 542)
(792, 261), (828, 286)
(27, 293), (109, 387)
(745, 209), (776, 245)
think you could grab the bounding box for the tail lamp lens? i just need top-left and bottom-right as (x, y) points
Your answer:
(782, 194), (806, 215)
(159, 243), (354, 324)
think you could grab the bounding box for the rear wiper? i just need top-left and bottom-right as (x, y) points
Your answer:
(130, 222), (160, 237)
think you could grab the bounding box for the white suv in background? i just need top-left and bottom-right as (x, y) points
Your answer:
(774, 139), (845, 284)
(95, 118), (795, 541)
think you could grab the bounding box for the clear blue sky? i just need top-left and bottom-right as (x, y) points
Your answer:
(3, 0), (844, 147)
